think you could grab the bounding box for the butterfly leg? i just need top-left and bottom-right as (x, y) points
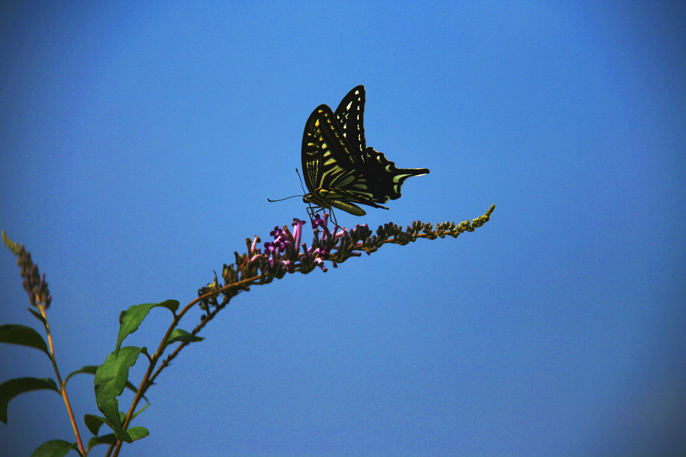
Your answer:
(304, 203), (344, 232)
(306, 203), (318, 225)
(328, 208), (342, 231)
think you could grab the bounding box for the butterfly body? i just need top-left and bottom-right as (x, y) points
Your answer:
(302, 86), (429, 219)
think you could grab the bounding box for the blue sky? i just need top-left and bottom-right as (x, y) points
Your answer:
(1, 1), (685, 456)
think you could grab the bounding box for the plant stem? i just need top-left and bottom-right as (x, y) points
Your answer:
(39, 297), (86, 456)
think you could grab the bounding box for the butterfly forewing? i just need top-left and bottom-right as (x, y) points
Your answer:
(301, 105), (357, 194)
(334, 85), (367, 159)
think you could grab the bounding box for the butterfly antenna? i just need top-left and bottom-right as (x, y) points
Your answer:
(267, 195), (302, 203)
(295, 168), (308, 195)
(268, 169), (307, 203)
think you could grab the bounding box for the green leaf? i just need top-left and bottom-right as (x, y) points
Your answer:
(116, 300), (179, 354)
(64, 365), (98, 385)
(0, 377), (59, 424)
(29, 439), (75, 457)
(27, 308), (47, 325)
(84, 413), (107, 436)
(0, 324), (50, 357)
(87, 434), (116, 452)
(127, 426), (149, 441)
(131, 402), (150, 421)
(65, 365), (148, 401)
(165, 328), (204, 348)
(94, 346), (145, 443)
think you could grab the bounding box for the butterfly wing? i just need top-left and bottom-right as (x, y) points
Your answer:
(301, 104), (387, 215)
(301, 104), (355, 195)
(334, 86), (429, 202)
(301, 86), (430, 217)
(334, 85), (367, 160)
(358, 147), (430, 203)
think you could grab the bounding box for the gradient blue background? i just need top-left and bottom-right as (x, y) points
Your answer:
(1, 2), (685, 456)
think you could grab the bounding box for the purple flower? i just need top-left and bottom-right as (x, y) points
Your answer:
(312, 257), (327, 272)
(312, 213), (329, 230)
(263, 242), (276, 255)
(291, 218), (306, 254)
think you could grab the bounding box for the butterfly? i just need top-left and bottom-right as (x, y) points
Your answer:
(301, 85), (429, 224)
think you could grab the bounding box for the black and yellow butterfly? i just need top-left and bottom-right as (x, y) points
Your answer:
(301, 86), (429, 223)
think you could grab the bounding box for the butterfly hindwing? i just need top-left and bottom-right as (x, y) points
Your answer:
(358, 146), (429, 203)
